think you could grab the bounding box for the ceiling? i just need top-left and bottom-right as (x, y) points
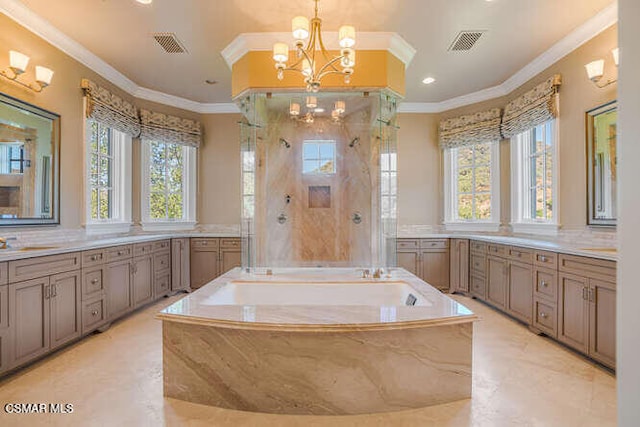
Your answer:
(15, 0), (615, 105)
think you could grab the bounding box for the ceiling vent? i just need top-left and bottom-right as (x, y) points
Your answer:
(448, 31), (485, 51)
(152, 32), (188, 53)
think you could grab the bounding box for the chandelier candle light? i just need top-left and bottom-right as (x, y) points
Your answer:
(273, 0), (356, 92)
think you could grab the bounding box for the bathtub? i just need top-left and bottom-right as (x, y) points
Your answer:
(158, 268), (477, 415)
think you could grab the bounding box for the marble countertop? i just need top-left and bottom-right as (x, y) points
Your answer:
(157, 268), (478, 331)
(0, 231), (240, 262)
(397, 232), (617, 261)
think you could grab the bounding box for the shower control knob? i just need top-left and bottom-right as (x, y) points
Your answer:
(277, 213), (287, 224)
(352, 212), (362, 224)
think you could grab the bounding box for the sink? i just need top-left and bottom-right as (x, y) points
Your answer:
(15, 246), (60, 251)
(579, 247), (617, 253)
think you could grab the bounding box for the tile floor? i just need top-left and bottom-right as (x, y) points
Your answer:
(0, 294), (616, 427)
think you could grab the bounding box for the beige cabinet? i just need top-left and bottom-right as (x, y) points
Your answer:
(132, 255), (153, 307)
(190, 238), (220, 289)
(469, 241), (487, 300)
(397, 250), (419, 276)
(558, 272), (590, 354)
(396, 239), (450, 291)
(220, 238), (242, 276)
(9, 277), (50, 367)
(171, 238), (190, 292)
(153, 242), (171, 298)
(106, 259), (132, 320)
(487, 255), (508, 309)
(450, 239), (469, 294)
(589, 279), (616, 368)
(506, 261), (533, 324)
(49, 271), (81, 350)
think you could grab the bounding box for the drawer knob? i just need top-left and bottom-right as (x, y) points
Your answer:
(117, 251), (123, 256)
(540, 312), (548, 318)
(541, 281), (547, 287)
(91, 310), (99, 316)
(90, 255), (98, 261)
(540, 255), (547, 262)
(91, 279), (99, 284)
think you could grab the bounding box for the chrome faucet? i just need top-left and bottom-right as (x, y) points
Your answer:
(0, 237), (17, 249)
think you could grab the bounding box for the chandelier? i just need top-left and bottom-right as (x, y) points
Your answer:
(272, 0), (356, 93)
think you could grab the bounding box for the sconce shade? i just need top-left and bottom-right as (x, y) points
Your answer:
(338, 25), (356, 48)
(334, 100), (345, 114)
(301, 59), (313, 77)
(292, 16), (310, 41)
(273, 43), (289, 63)
(35, 66), (54, 86)
(9, 51), (29, 73)
(290, 101), (300, 116)
(612, 48), (619, 66)
(585, 59), (605, 81)
(306, 96), (317, 109)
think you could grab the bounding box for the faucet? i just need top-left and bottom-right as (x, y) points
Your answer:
(373, 268), (385, 279)
(0, 237), (17, 249)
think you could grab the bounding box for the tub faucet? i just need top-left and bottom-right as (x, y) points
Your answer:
(0, 237), (17, 249)
(373, 268), (385, 279)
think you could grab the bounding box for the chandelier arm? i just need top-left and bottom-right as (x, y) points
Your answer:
(316, 55), (346, 76)
(316, 68), (351, 81)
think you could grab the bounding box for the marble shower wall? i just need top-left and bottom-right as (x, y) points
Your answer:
(255, 107), (378, 267)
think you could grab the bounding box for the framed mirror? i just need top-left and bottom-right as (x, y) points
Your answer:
(0, 92), (59, 225)
(586, 100), (617, 227)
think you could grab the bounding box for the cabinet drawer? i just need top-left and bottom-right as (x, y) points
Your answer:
(397, 239), (419, 250)
(153, 240), (171, 252)
(154, 253), (171, 273)
(82, 249), (106, 268)
(82, 268), (104, 300)
(9, 252), (81, 283)
(191, 238), (219, 251)
(534, 250), (558, 269)
(534, 268), (557, 301)
(420, 239), (449, 249)
(133, 243), (153, 257)
(470, 253), (486, 276)
(106, 245), (133, 262)
(559, 254), (616, 281)
(220, 238), (241, 249)
(470, 241), (487, 253)
(533, 299), (557, 337)
(82, 297), (107, 335)
(487, 244), (507, 257)
(155, 273), (171, 297)
(470, 275), (486, 299)
(509, 246), (533, 263)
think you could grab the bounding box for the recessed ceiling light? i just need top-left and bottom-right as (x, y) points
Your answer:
(422, 77), (436, 85)
(136, 0), (152, 4)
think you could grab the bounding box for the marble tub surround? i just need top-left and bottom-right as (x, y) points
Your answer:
(159, 268), (477, 414)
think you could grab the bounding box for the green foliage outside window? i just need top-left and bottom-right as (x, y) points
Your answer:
(148, 141), (184, 220)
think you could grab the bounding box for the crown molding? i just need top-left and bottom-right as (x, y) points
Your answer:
(221, 32), (417, 68)
(400, 1), (618, 113)
(0, 0), (617, 115)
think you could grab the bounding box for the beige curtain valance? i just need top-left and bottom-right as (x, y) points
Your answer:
(139, 109), (202, 148)
(81, 79), (140, 137)
(501, 74), (562, 138)
(439, 108), (502, 149)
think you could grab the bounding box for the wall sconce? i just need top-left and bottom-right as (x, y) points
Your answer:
(1, 50), (54, 92)
(585, 48), (618, 88)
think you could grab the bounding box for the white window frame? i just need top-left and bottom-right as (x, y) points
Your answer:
(444, 141), (501, 232)
(510, 119), (560, 235)
(302, 140), (337, 175)
(140, 140), (196, 231)
(84, 119), (132, 234)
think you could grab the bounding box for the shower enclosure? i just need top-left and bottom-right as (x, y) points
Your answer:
(238, 90), (398, 270)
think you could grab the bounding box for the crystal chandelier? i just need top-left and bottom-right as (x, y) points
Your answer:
(273, 0), (356, 93)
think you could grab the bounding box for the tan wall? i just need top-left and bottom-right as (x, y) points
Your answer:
(437, 25), (618, 229)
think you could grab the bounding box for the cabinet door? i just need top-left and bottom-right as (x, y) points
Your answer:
(397, 251), (419, 276)
(487, 256), (508, 309)
(106, 259), (132, 320)
(49, 271), (81, 350)
(450, 239), (469, 293)
(507, 261), (533, 324)
(220, 249), (242, 276)
(132, 256), (153, 307)
(589, 279), (616, 368)
(190, 249), (219, 289)
(421, 250), (450, 291)
(171, 239), (190, 291)
(558, 273), (590, 354)
(9, 277), (50, 367)
(0, 328), (10, 374)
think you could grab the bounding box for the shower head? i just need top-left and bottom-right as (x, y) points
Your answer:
(279, 138), (291, 148)
(349, 137), (360, 148)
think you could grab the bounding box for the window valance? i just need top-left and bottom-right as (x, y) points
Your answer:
(501, 74), (562, 138)
(439, 108), (502, 149)
(81, 79), (140, 137)
(139, 109), (202, 148)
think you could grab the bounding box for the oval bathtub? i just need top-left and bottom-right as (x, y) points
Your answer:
(157, 268), (477, 415)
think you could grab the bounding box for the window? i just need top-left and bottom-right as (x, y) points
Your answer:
(444, 141), (500, 231)
(303, 141), (336, 174)
(0, 144), (27, 174)
(511, 119), (558, 233)
(141, 140), (196, 230)
(242, 150), (255, 219)
(85, 119), (131, 233)
(381, 152), (397, 219)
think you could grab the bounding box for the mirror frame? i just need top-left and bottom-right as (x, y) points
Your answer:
(0, 92), (60, 226)
(586, 99), (617, 227)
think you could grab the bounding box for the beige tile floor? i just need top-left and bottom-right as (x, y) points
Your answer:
(0, 294), (616, 427)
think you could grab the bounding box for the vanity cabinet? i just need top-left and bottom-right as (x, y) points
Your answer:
(220, 238), (242, 276)
(396, 239), (450, 291)
(449, 239), (470, 294)
(470, 241), (487, 299)
(190, 238), (242, 289)
(152, 240), (171, 298)
(132, 254), (153, 307)
(487, 254), (508, 309)
(171, 238), (190, 292)
(105, 258), (133, 320)
(532, 250), (559, 338)
(558, 254), (616, 368)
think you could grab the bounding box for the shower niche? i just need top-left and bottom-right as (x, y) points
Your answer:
(238, 91), (398, 270)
